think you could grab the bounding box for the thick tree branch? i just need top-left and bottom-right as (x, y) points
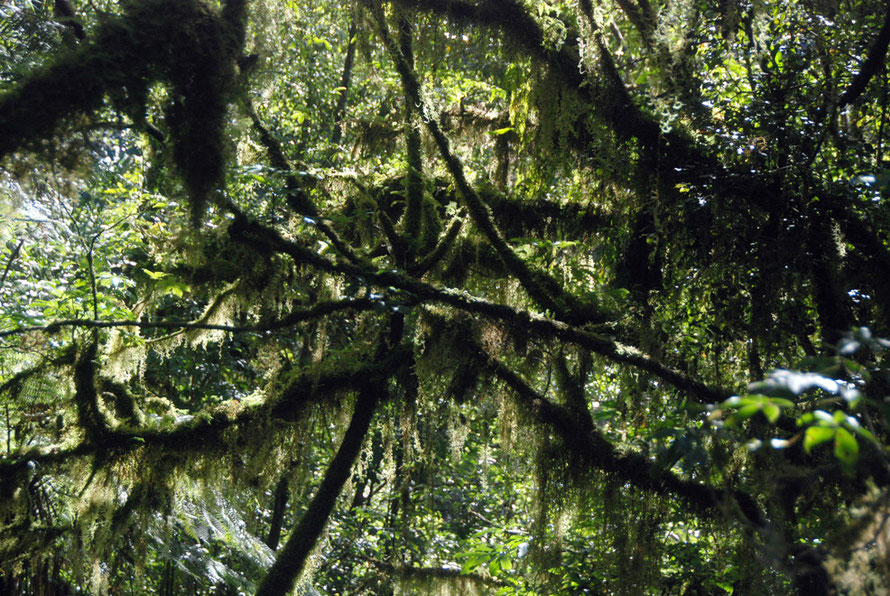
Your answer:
(467, 340), (764, 526)
(257, 318), (404, 596)
(0, 347), (411, 479)
(0, 0), (242, 220)
(256, 383), (385, 596)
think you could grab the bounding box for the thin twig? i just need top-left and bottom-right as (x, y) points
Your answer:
(0, 297), (374, 339)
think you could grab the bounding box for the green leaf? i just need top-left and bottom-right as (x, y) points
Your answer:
(142, 268), (168, 280)
(803, 426), (835, 453)
(834, 427), (859, 465)
(762, 404), (780, 423)
(735, 404), (762, 421)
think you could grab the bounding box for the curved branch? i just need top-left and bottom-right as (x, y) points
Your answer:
(0, 346), (411, 481)
(838, 4), (890, 108)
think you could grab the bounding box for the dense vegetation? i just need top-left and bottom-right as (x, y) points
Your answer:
(2, 0), (890, 593)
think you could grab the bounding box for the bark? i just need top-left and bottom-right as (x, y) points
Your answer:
(331, 20), (358, 145)
(265, 477), (289, 550)
(256, 318), (404, 596)
(254, 384), (385, 596)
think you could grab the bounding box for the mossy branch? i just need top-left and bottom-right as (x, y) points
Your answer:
(230, 215), (730, 403)
(408, 217), (462, 276)
(467, 339), (765, 527)
(0, 347), (410, 482)
(0, 0), (243, 223)
(256, 384), (386, 596)
(73, 341), (110, 444)
(370, 2), (605, 325)
(242, 99), (365, 265)
(257, 319), (405, 596)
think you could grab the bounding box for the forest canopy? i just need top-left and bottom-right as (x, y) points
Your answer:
(2, 0), (890, 593)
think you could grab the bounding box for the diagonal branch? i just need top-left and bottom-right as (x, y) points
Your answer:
(242, 99), (365, 265)
(256, 317), (405, 596)
(465, 338), (765, 527)
(369, 1), (605, 325)
(838, 4), (890, 108)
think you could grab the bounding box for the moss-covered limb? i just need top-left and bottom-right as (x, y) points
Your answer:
(230, 215), (730, 403)
(377, 208), (406, 265)
(408, 217), (462, 276)
(73, 341), (110, 444)
(469, 342), (765, 527)
(0, 297), (373, 339)
(256, 385), (385, 596)
(269, 343), (410, 421)
(806, 217), (855, 346)
(0, 0), (239, 221)
(241, 100), (365, 265)
(837, 3), (890, 108)
(257, 384), (386, 596)
(478, 190), (608, 241)
(98, 378), (143, 427)
(257, 314), (413, 596)
(370, 4), (605, 326)
(553, 350), (593, 422)
(397, 13), (424, 263)
(331, 19), (358, 145)
(1, 348), (408, 481)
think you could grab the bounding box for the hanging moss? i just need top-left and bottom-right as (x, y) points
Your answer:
(0, 0), (246, 223)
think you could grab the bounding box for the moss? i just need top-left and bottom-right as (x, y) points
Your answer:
(0, 0), (245, 224)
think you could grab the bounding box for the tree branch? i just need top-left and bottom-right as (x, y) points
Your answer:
(466, 339), (765, 527)
(370, 1), (606, 325)
(242, 99), (365, 265)
(0, 298), (373, 339)
(257, 318), (405, 596)
(838, 4), (890, 108)
(230, 215), (730, 403)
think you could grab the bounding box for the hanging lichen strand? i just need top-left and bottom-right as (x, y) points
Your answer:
(0, 0), (246, 223)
